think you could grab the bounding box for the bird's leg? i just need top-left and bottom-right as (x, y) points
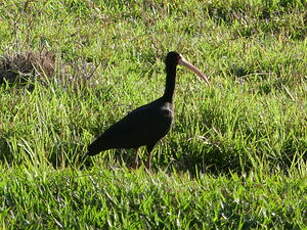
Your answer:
(146, 144), (155, 170)
(131, 148), (139, 169)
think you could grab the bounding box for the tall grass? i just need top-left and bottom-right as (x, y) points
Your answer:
(0, 0), (306, 228)
(1, 167), (306, 229)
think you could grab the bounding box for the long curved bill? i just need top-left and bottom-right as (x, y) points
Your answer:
(179, 56), (210, 85)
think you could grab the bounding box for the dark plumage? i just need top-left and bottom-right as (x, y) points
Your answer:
(86, 51), (209, 169)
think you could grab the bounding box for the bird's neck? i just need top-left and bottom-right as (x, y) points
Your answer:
(162, 65), (177, 103)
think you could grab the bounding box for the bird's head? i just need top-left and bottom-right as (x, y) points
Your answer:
(165, 51), (210, 85)
(164, 51), (181, 68)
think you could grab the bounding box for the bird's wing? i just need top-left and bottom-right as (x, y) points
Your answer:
(104, 103), (170, 145)
(89, 99), (172, 153)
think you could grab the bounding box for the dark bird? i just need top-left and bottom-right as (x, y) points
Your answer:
(86, 51), (209, 169)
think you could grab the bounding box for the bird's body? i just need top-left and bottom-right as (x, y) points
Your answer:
(87, 98), (173, 154)
(86, 51), (209, 169)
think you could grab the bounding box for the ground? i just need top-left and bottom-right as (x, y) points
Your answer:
(0, 0), (306, 229)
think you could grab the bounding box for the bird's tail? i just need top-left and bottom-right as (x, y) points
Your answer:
(86, 136), (108, 156)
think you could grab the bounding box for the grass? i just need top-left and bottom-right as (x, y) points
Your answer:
(1, 167), (306, 229)
(0, 0), (306, 229)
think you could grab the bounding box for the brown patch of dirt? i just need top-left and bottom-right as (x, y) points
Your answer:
(0, 50), (55, 84)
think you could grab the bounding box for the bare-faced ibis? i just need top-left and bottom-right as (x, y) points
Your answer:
(86, 51), (209, 169)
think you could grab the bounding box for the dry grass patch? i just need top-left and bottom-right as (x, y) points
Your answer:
(0, 50), (55, 84)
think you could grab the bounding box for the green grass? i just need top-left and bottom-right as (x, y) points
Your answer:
(1, 167), (306, 229)
(0, 0), (306, 229)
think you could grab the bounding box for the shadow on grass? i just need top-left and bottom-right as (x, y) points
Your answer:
(0, 138), (14, 165)
(0, 136), (305, 177)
